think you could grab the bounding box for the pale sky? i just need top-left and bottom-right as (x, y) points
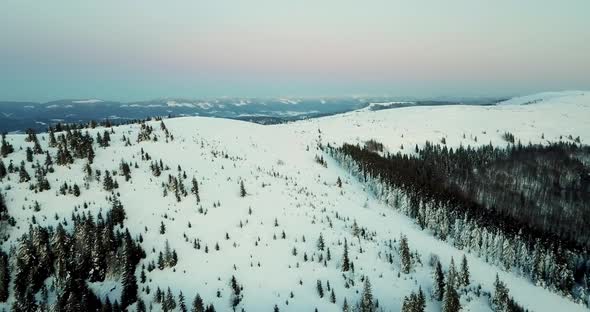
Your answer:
(1, 0), (589, 102)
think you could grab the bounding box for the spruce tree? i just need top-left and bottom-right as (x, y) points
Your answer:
(399, 234), (411, 274)
(0, 159), (6, 180)
(442, 269), (461, 312)
(317, 233), (325, 251)
(192, 293), (205, 312)
(230, 275), (243, 311)
(342, 238), (350, 272)
(316, 280), (324, 298)
(0, 251), (9, 302)
(460, 255), (470, 286)
(491, 274), (509, 311)
(120, 233), (138, 308)
(240, 180), (246, 197)
(361, 277), (374, 312)
(434, 260), (445, 301)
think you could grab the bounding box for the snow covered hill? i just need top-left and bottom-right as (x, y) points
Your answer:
(0, 91), (589, 311)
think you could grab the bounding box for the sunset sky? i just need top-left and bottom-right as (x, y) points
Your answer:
(1, 0), (589, 101)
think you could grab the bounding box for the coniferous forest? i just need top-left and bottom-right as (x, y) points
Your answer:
(328, 139), (590, 303)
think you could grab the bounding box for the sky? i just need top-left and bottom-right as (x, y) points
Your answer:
(1, 0), (589, 102)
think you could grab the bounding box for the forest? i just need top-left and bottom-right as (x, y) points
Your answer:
(328, 139), (590, 305)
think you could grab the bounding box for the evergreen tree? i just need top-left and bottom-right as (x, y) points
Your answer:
(360, 277), (374, 312)
(0, 159), (6, 180)
(19, 161), (30, 182)
(26, 147), (33, 162)
(342, 238), (350, 272)
(317, 233), (325, 251)
(400, 234), (411, 274)
(0, 251), (9, 302)
(121, 233), (138, 308)
(240, 180), (246, 197)
(434, 261), (445, 301)
(316, 280), (324, 298)
(179, 291), (188, 312)
(230, 275), (243, 311)
(192, 293), (205, 312)
(103, 171), (114, 191)
(330, 289), (336, 303)
(0, 192), (8, 221)
(191, 177), (200, 202)
(460, 255), (470, 286)
(342, 298), (350, 312)
(442, 269), (461, 312)
(491, 274), (509, 312)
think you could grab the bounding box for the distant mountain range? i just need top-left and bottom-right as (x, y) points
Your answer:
(0, 96), (504, 133)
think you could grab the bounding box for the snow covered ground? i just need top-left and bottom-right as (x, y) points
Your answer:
(1, 91), (589, 311)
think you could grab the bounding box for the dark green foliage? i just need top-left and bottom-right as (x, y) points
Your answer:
(0, 251), (9, 302)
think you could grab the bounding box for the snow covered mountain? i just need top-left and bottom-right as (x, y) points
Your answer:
(0, 91), (589, 311)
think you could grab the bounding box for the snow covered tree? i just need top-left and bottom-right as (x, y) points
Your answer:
(103, 170), (114, 191)
(120, 232), (138, 308)
(360, 277), (374, 312)
(317, 280), (324, 298)
(491, 274), (509, 311)
(442, 267), (461, 312)
(192, 293), (205, 312)
(400, 234), (411, 274)
(433, 260), (445, 301)
(191, 177), (200, 202)
(317, 233), (325, 251)
(230, 275), (243, 311)
(460, 255), (470, 286)
(0, 192), (8, 221)
(240, 180), (247, 197)
(342, 238), (350, 272)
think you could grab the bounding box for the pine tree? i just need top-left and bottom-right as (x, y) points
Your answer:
(0, 192), (8, 221)
(491, 274), (509, 312)
(230, 275), (243, 311)
(191, 177), (200, 202)
(317, 233), (325, 251)
(192, 293), (205, 312)
(342, 298), (350, 312)
(179, 291), (188, 312)
(19, 161), (30, 182)
(0, 251), (9, 302)
(26, 147), (33, 162)
(330, 289), (336, 303)
(442, 268), (461, 312)
(460, 255), (470, 286)
(240, 180), (246, 197)
(400, 234), (411, 274)
(360, 277), (374, 312)
(342, 238), (350, 272)
(103, 171), (114, 191)
(0, 159), (6, 180)
(316, 280), (324, 298)
(434, 260), (445, 301)
(120, 233), (138, 308)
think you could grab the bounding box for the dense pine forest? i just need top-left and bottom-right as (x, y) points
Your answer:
(328, 139), (590, 304)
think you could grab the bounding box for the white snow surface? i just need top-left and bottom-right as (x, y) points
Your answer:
(1, 91), (589, 311)
(72, 99), (104, 104)
(498, 90), (587, 106)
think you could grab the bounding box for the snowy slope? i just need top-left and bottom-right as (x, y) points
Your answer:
(497, 90), (587, 106)
(1, 91), (589, 311)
